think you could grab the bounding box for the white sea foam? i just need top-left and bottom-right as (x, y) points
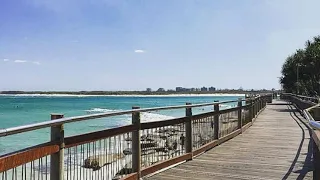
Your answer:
(85, 108), (175, 122)
(140, 112), (175, 123)
(85, 108), (121, 113)
(0, 93), (245, 97)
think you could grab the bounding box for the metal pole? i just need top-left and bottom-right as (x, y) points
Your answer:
(185, 103), (193, 159)
(297, 65), (299, 94)
(214, 101), (219, 139)
(237, 98), (242, 132)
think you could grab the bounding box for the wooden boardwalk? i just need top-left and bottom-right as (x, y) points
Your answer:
(144, 101), (314, 180)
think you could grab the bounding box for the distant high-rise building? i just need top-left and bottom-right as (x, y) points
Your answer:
(201, 87), (208, 91)
(209, 87), (216, 91)
(176, 87), (184, 92)
(157, 88), (165, 92)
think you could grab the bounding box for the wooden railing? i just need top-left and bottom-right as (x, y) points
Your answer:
(281, 93), (320, 179)
(0, 95), (270, 180)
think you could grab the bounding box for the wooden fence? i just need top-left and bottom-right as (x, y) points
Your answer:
(281, 93), (320, 179)
(0, 95), (270, 180)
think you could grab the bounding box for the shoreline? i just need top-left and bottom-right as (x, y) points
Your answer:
(0, 93), (245, 97)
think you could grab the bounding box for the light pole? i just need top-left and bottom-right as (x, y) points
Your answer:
(296, 64), (301, 94)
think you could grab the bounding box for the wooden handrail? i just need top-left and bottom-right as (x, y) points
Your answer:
(0, 94), (270, 180)
(0, 141), (59, 172)
(281, 93), (320, 179)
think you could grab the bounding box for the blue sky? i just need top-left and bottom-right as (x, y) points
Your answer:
(1, 0), (319, 91)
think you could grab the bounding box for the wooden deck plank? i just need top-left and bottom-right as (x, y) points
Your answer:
(144, 101), (313, 180)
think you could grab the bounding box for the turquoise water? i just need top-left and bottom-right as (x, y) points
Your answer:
(0, 95), (243, 155)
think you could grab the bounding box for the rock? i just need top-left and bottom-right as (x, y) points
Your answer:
(141, 149), (156, 156)
(156, 127), (179, 134)
(141, 141), (158, 149)
(154, 147), (168, 153)
(123, 148), (132, 155)
(141, 134), (147, 141)
(84, 153), (125, 170)
(159, 134), (168, 139)
(165, 139), (178, 150)
(146, 134), (161, 141)
(123, 147), (157, 156)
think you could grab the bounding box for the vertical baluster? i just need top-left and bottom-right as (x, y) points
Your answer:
(185, 103), (192, 159)
(238, 99), (242, 132)
(214, 101), (219, 140)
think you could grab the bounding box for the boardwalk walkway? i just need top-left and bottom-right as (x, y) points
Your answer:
(144, 101), (314, 180)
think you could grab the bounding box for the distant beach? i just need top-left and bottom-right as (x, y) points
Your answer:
(0, 93), (245, 97)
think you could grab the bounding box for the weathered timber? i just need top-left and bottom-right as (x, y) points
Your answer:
(145, 101), (313, 180)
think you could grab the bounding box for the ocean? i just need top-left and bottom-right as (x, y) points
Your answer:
(0, 94), (243, 155)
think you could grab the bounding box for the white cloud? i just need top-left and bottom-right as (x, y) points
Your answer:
(134, 49), (145, 53)
(33, 61), (41, 65)
(14, 60), (27, 63)
(3, 59), (9, 62)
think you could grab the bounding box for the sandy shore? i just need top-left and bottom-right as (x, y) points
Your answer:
(0, 94), (245, 97)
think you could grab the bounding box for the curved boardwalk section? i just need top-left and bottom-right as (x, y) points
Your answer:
(144, 101), (313, 180)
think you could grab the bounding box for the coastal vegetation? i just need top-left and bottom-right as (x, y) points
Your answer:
(280, 36), (320, 96)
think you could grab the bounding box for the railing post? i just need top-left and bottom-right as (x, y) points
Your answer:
(214, 100), (219, 139)
(50, 114), (64, 180)
(258, 98), (260, 110)
(313, 139), (320, 180)
(253, 99), (256, 116)
(249, 99), (253, 122)
(257, 97), (261, 114)
(132, 106), (141, 178)
(185, 103), (193, 159)
(259, 98), (262, 111)
(238, 98), (242, 132)
(256, 98), (259, 114)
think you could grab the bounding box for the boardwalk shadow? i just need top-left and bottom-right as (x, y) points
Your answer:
(274, 108), (298, 113)
(282, 105), (313, 180)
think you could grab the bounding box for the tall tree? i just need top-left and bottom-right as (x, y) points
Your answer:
(280, 36), (320, 96)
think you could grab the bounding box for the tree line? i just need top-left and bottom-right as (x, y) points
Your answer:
(280, 36), (320, 96)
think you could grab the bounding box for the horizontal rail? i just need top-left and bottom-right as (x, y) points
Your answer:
(282, 93), (318, 100)
(64, 124), (136, 148)
(0, 141), (59, 172)
(283, 93), (320, 130)
(0, 94), (270, 179)
(0, 99), (250, 137)
(141, 116), (187, 130)
(140, 153), (193, 177)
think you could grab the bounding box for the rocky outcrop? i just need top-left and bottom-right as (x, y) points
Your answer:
(84, 153), (125, 170)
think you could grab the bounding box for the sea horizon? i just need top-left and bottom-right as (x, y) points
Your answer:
(0, 93), (245, 97)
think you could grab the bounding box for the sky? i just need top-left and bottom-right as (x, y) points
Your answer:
(1, 0), (320, 91)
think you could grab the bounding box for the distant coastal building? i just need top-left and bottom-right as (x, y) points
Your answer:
(152, 86), (216, 92)
(201, 87), (208, 91)
(176, 87), (184, 92)
(157, 88), (165, 92)
(209, 87), (216, 91)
